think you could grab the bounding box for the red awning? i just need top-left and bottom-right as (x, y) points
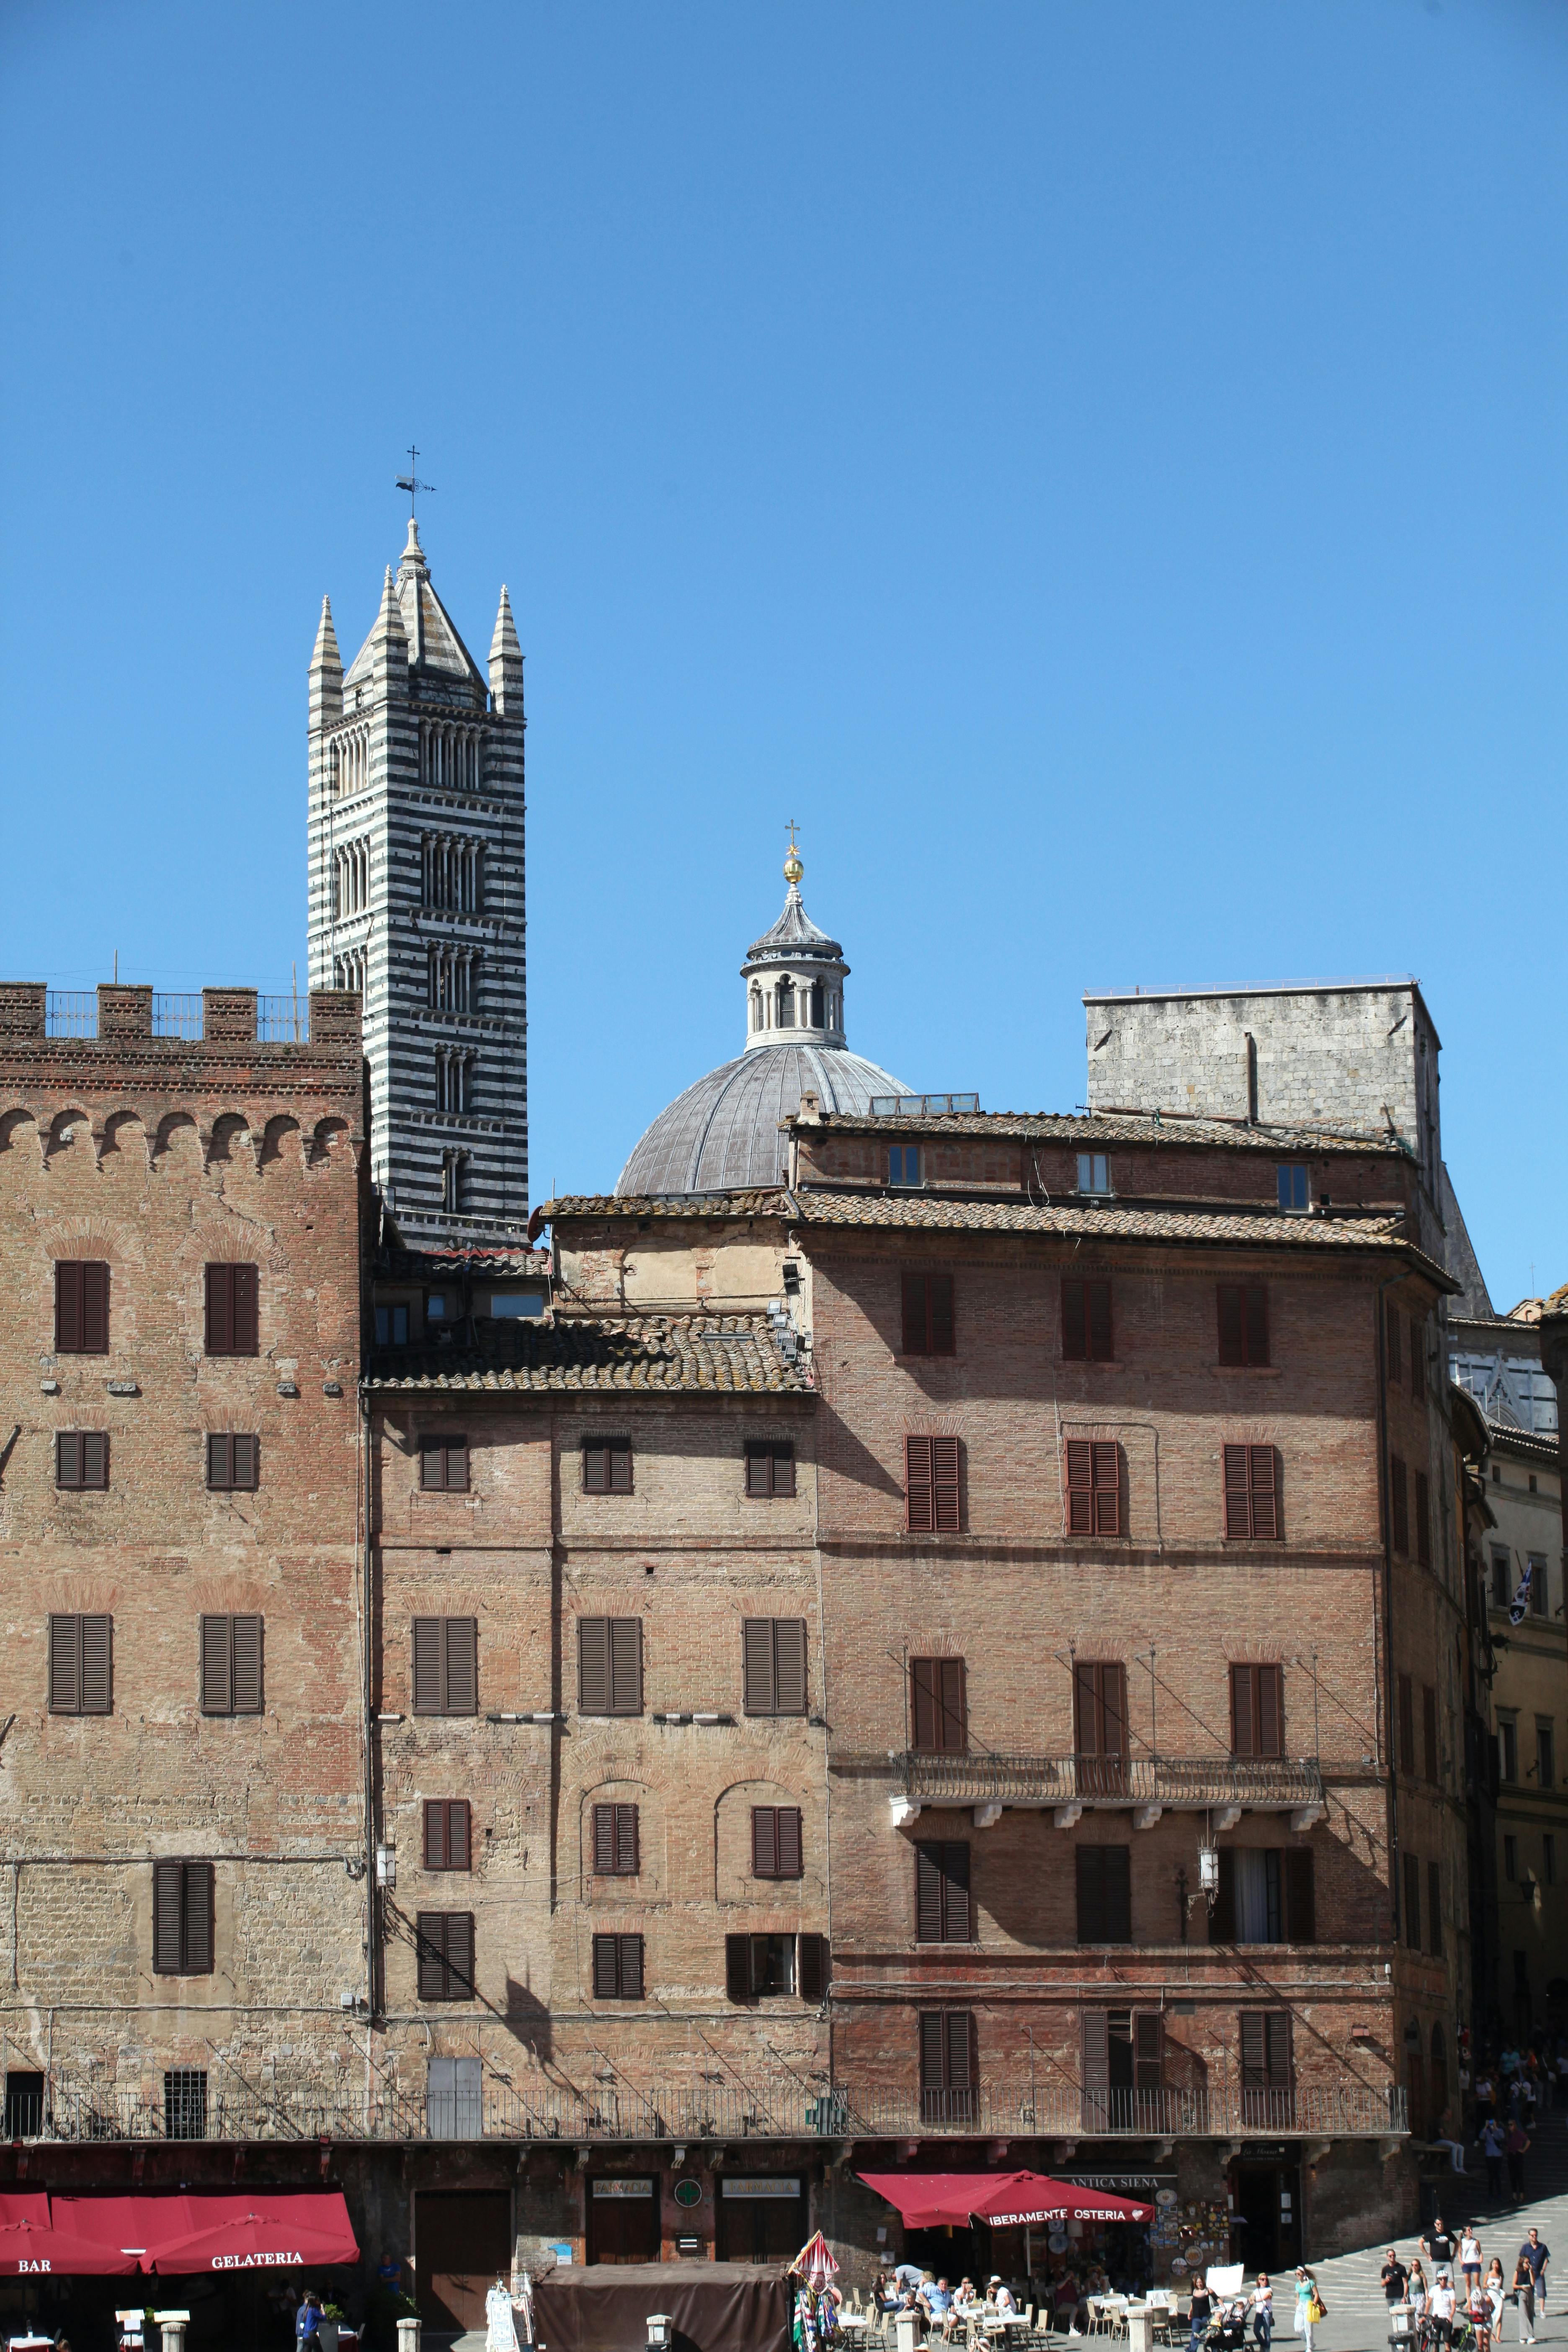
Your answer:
(0, 2197), (51, 2231)
(0, 2211), (140, 2278)
(856, 2171), (1155, 2228)
(52, 2192), (358, 2274)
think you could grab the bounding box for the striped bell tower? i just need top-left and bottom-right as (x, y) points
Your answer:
(306, 519), (528, 1233)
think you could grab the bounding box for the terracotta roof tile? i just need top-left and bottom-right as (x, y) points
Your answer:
(802, 1109), (1405, 1155)
(364, 1311), (813, 1396)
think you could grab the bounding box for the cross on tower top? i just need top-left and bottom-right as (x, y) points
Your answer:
(395, 444), (436, 515)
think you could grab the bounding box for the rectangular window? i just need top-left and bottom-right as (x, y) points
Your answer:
(744, 1440), (796, 1498)
(1277, 1165), (1309, 1213)
(163, 2068), (209, 2141)
(1411, 1320), (1426, 1403)
(1075, 1660), (1128, 1758)
(199, 1614), (263, 1715)
(591, 1932), (645, 2001)
(910, 1657), (967, 1753)
(1075, 1845), (1132, 1943)
(1504, 1834), (1518, 1881)
(1403, 1852), (1421, 1950)
(152, 1860), (215, 1976)
(751, 1806), (803, 1880)
(1415, 1472), (1431, 1568)
(577, 1617), (643, 1716)
(742, 1618), (808, 1715)
(412, 1617), (479, 1716)
(1082, 2009), (1164, 2128)
(55, 1431), (108, 1490)
(888, 1145), (921, 1189)
(1077, 1153), (1111, 1196)
(1428, 1861), (1443, 1957)
(54, 1260), (109, 1353)
(1492, 1550), (1511, 1608)
(1529, 1555), (1549, 1617)
(583, 1435), (633, 1493)
(1390, 1456), (1409, 1554)
(1062, 1278), (1114, 1362)
(3, 2073), (43, 2139)
(1239, 2012), (1292, 2110)
(1217, 1284), (1269, 1367)
(47, 1613), (112, 1715)
(416, 1910), (475, 2001)
(900, 1271), (955, 1357)
(914, 1841), (971, 1942)
(424, 1800), (472, 1872)
(1065, 1439), (1122, 1536)
(1537, 1721), (1555, 1790)
(592, 1802), (640, 1876)
(1230, 1663), (1283, 1759)
(1397, 1673), (1416, 1774)
(726, 1932), (797, 2000)
(918, 2010), (976, 2123)
(1499, 1719), (1518, 1784)
(1211, 1849), (1310, 1944)
(420, 1434), (469, 1492)
(374, 1303), (410, 1346)
(206, 1434), (259, 1492)
(905, 1434), (962, 1533)
(1223, 1444), (1280, 1539)
(1423, 1684), (1439, 1783)
(1385, 1301), (1403, 1385)
(204, 1263), (259, 1356)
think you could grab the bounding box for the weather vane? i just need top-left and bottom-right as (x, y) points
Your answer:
(395, 444), (436, 516)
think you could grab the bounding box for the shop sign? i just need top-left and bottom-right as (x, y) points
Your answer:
(722, 2179), (801, 2199)
(592, 2179), (655, 2199)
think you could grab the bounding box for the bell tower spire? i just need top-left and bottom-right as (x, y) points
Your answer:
(739, 830), (850, 1052)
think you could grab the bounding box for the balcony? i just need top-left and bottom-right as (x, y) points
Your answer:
(27, 2069), (1403, 2147)
(893, 1752), (1326, 1830)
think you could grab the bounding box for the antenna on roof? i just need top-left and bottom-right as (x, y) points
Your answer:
(395, 444), (436, 516)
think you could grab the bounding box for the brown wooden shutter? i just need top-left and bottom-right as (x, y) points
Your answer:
(1087, 1280), (1113, 1360)
(445, 1618), (478, 1715)
(608, 1617), (641, 1713)
(1240, 2009), (1267, 2085)
(1230, 1664), (1254, 1756)
(56, 1261), (83, 1352)
(201, 1616), (232, 1714)
(936, 1658), (967, 1751)
(752, 1807), (779, 1877)
(608, 1439), (632, 1493)
(413, 1619), (444, 1714)
(1093, 1441), (1121, 1534)
(911, 1658), (938, 1750)
(1134, 2012), (1163, 2092)
(1217, 1285), (1245, 1365)
(446, 1802), (472, 1872)
(745, 1447), (771, 1497)
(1397, 1672), (1415, 1772)
(1249, 1445), (1279, 1538)
(1223, 1446), (1251, 1537)
(591, 1804), (612, 1874)
(80, 1614), (110, 1713)
(579, 1618), (610, 1713)
(1210, 1850), (1236, 1941)
(447, 1437), (470, 1492)
(931, 1436), (961, 1533)
(1416, 1472), (1431, 1567)
(206, 1434), (228, 1490)
(928, 1274), (954, 1354)
(1427, 1861), (1442, 1957)
(1256, 1664), (1282, 1757)
(726, 1933), (752, 2002)
(776, 1808), (802, 1877)
(56, 1432), (79, 1490)
(1076, 1847), (1105, 1942)
(942, 1841), (971, 1939)
(428, 1800), (452, 1870)
(1065, 1439), (1093, 1534)
(583, 1439), (607, 1493)
(48, 1615), (80, 1712)
(1284, 1849), (1315, 1942)
(591, 1934), (617, 1998)
(183, 1863), (215, 1975)
(233, 1434), (259, 1491)
(153, 1861), (185, 1973)
(1081, 2008), (1109, 2103)
(901, 1273), (926, 1355)
(915, 1845), (945, 1941)
(1422, 1685), (1439, 1783)
(1104, 1847), (1131, 1940)
(618, 1934), (644, 1999)
(446, 1911), (475, 1997)
(416, 1913), (446, 1999)
(1075, 1659), (1100, 1753)
(773, 1443), (796, 1497)
(919, 2009), (948, 2090)
(1412, 1319), (1426, 1401)
(906, 1434), (935, 1533)
(1062, 1280), (1087, 1360)
(1265, 2012), (1291, 2084)
(797, 1933), (828, 2002)
(743, 1619), (775, 1712)
(80, 1431), (108, 1488)
(232, 1263), (258, 1353)
(774, 1620), (808, 1713)
(82, 1259), (109, 1349)
(205, 1264), (230, 1354)
(231, 1615), (262, 1712)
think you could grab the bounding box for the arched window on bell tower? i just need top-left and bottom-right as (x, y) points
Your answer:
(776, 978), (795, 1029)
(809, 980), (825, 1028)
(750, 985), (763, 1032)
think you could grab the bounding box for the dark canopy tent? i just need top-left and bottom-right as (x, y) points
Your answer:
(534, 2261), (790, 2352)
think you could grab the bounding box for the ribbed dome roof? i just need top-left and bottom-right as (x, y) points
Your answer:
(617, 1042), (910, 1196)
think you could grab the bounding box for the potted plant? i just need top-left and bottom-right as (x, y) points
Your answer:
(320, 2301), (346, 2352)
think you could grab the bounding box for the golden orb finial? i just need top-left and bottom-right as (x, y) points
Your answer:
(783, 818), (803, 887)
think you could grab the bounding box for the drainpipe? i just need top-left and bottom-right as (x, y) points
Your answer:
(361, 1390), (378, 2032)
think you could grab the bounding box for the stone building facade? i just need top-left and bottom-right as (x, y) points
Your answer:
(306, 519), (528, 1238)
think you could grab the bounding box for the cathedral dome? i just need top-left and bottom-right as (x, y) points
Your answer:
(616, 850), (910, 1196)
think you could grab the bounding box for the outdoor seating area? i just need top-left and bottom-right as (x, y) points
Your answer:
(839, 2283), (1200, 2351)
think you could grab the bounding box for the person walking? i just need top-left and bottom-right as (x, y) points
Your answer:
(1510, 2251), (1537, 2343)
(1292, 2268), (1324, 2352)
(1461, 2230), (1484, 2299)
(1384, 2252), (1412, 2307)
(1483, 2116), (1508, 2200)
(1251, 2274), (1274, 2352)
(1485, 2260), (1507, 2342)
(1518, 2231), (1549, 2317)
(1429, 2275), (1457, 2347)
(1505, 2119), (1531, 2201)
(1188, 2275), (1214, 2352)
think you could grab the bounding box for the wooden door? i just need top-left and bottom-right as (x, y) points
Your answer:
(415, 2190), (511, 2331)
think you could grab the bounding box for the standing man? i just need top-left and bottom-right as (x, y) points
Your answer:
(1519, 2231), (1550, 2318)
(1382, 2252), (1411, 2308)
(1483, 2116), (1508, 2200)
(1424, 2218), (1457, 2281)
(1505, 2119), (1532, 2202)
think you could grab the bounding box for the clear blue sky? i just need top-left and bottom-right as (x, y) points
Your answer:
(3, 0), (1563, 1303)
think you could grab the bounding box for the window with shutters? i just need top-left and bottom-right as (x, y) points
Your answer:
(1422, 1684), (1439, 1784)
(1396, 1672), (1415, 1772)
(424, 1800), (472, 1872)
(204, 1263), (259, 1356)
(1217, 1284), (1269, 1367)
(199, 1615), (263, 1715)
(918, 2011), (976, 2123)
(54, 1261), (109, 1353)
(1427, 1861), (1443, 1957)
(1062, 1279), (1114, 1362)
(725, 1932), (798, 2000)
(152, 1861), (215, 1976)
(1081, 2008), (1164, 2130)
(1064, 1439), (1122, 1536)
(411, 1617), (479, 1716)
(583, 1436), (633, 1493)
(742, 1619), (808, 1716)
(55, 1431), (109, 1491)
(591, 1932), (645, 2000)
(1075, 1845), (1132, 1943)
(900, 1271), (955, 1357)
(578, 1618), (643, 1716)
(1074, 1661), (1128, 1767)
(1210, 1849), (1314, 1944)
(420, 1434), (469, 1493)
(1238, 2011), (1293, 2124)
(910, 1658), (967, 1753)
(1389, 1455), (1409, 1554)
(593, 1803), (640, 1877)
(914, 1842), (972, 1942)
(1222, 1444), (1280, 1539)
(416, 1910), (475, 2001)
(1385, 1301), (1403, 1385)
(752, 1806), (803, 1880)
(905, 1434), (962, 1533)
(47, 1613), (112, 1715)
(1403, 1852), (1422, 1950)
(1415, 1471), (1431, 1568)
(1229, 1664), (1283, 1759)
(744, 1441), (796, 1498)
(1491, 1549), (1511, 1609)
(206, 1434), (259, 1493)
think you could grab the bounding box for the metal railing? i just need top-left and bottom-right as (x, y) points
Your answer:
(152, 993), (203, 1039)
(900, 1752), (1326, 1812)
(30, 2071), (1405, 2147)
(44, 991), (96, 1038)
(257, 995), (308, 1042)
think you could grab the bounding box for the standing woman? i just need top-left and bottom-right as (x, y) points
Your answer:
(1251, 2275), (1274, 2352)
(1485, 2259), (1507, 2344)
(1292, 2269), (1324, 2352)
(1408, 2260), (1431, 2324)
(1511, 2250), (1537, 2345)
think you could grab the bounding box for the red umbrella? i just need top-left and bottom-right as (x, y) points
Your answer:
(856, 2171), (1155, 2227)
(0, 2212), (140, 2277)
(146, 2192), (359, 2274)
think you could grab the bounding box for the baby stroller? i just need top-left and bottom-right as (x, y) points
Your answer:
(1206, 2305), (1250, 2352)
